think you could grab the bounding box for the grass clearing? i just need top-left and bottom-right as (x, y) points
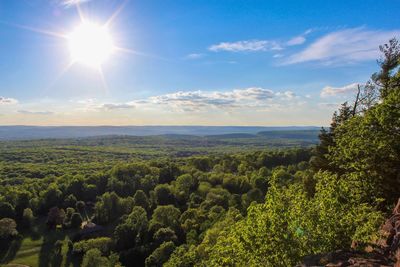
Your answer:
(1, 218), (80, 267)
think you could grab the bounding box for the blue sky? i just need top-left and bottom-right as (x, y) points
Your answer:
(0, 0), (399, 126)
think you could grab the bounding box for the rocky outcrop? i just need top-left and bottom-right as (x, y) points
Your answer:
(299, 250), (393, 267)
(379, 198), (400, 266)
(299, 199), (400, 267)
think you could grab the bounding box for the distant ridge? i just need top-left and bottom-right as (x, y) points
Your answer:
(257, 130), (320, 141)
(0, 125), (321, 140)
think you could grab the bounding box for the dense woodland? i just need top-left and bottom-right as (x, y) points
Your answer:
(0, 39), (400, 266)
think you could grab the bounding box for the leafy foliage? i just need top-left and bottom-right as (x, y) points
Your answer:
(0, 218), (18, 239)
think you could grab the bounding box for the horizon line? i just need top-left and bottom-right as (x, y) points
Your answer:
(0, 124), (324, 128)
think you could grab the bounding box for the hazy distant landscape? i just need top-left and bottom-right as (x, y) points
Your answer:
(0, 126), (320, 140)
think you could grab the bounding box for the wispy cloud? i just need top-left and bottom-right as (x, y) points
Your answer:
(304, 29), (313, 35)
(209, 29), (312, 53)
(285, 27), (400, 65)
(59, 0), (92, 8)
(287, 36), (306, 46)
(0, 97), (18, 105)
(75, 99), (135, 112)
(135, 87), (299, 112)
(185, 53), (205, 60)
(100, 103), (135, 110)
(286, 28), (314, 46)
(273, 53), (284, 58)
(320, 83), (359, 98)
(209, 40), (283, 52)
(18, 110), (54, 115)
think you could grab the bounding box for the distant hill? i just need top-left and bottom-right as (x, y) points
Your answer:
(206, 133), (257, 139)
(257, 130), (320, 142)
(0, 126), (321, 140)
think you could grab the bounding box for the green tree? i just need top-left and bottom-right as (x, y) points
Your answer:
(157, 161), (180, 184)
(133, 190), (150, 211)
(81, 248), (110, 267)
(202, 188), (231, 210)
(204, 173), (382, 266)
(153, 227), (178, 245)
(66, 175), (86, 200)
(174, 174), (197, 203)
(372, 38), (400, 98)
(15, 191), (31, 219)
(76, 201), (85, 213)
(330, 89), (400, 205)
(40, 184), (63, 213)
(154, 184), (175, 205)
(64, 194), (77, 209)
(164, 245), (197, 267)
(145, 241), (175, 267)
(21, 208), (34, 229)
(114, 206), (148, 250)
(95, 192), (130, 224)
(149, 205), (181, 233)
(311, 102), (353, 173)
(0, 202), (15, 219)
(73, 237), (113, 255)
(165, 208), (242, 266)
(108, 163), (159, 197)
(0, 218), (18, 239)
(46, 207), (65, 229)
(70, 212), (83, 228)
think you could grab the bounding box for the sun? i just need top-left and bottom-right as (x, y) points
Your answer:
(68, 22), (115, 68)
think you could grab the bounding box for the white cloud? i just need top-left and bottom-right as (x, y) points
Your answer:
(59, 0), (92, 7)
(208, 29), (313, 53)
(0, 97), (18, 105)
(75, 98), (96, 105)
(136, 87), (301, 112)
(209, 40), (283, 52)
(100, 103), (135, 110)
(286, 28), (313, 46)
(273, 54), (284, 58)
(287, 36), (306, 46)
(304, 29), (313, 35)
(320, 83), (359, 98)
(75, 99), (135, 112)
(18, 110), (54, 115)
(285, 27), (400, 65)
(276, 91), (296, 99)
(185, 53), (205, 60)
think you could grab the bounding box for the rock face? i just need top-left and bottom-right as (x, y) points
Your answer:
(299, 199), (400, 267)
(380, 198), (400, 266)
(299, 250), (393, 267)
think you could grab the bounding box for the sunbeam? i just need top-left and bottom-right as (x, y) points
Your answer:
(98, 67), (109, 93)
(1, 21), (67, 39)
(105, 0), (130, 27)
(115, 46), (168, 61)
(44, 61), (75, 94)
(76, 2), (86, 23)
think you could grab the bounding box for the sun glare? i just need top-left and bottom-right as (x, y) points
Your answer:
(68, 22), (115, 68)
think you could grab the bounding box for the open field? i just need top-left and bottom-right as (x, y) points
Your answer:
(1, 218), (80, 267)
